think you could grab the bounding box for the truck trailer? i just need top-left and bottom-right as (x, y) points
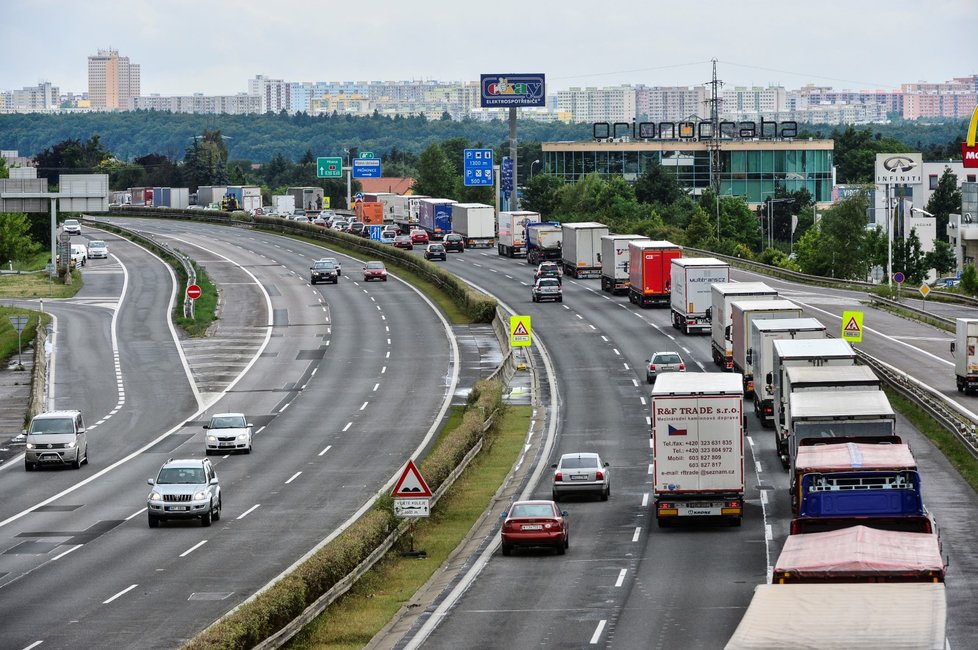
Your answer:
(651, 372), (744, 527)
(497, 211), (539, 257)
(787, 390), (896, 468)
(271, 194), (296, 216)
(670, 257), (730, 335)
(952, 317), (978, 393)
(526, 222), (563, 264)
(749, 318), (826, 427)
(729, 299), (802, 397)
(451, 203), (495, 248)
(287, 187), (325, 212)
(600, 235), (648, 294)
(709, 282), (779, 370)
(418, 198), (456, 239)
(627, 240), (682, 307)
(561, 222), (609, 278)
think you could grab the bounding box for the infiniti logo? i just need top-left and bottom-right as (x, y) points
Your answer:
(883, 156), (917, 173)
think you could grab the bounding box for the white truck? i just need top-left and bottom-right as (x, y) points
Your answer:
(787, 390), (896, 467)
(651, 372), (744, 527)
(730, 299), (802, 396)
(670, 258), (730, 335)
(497, 210), (539, 257)
(600, 235), (648, 294)
(271, 195), (296, 216)
(772, 338), (858, 467)
(451, 203), (496, 248)
(709, 283), (779, 370)
(785, 365), (881, 398)
(952, 318), (978, 393)
(748, 318), (826, 428)
(561, 222), (609, 278)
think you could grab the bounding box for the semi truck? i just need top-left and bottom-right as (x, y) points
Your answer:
(651, 372), (744, 527)
(390, 194), (429, 231)
(627, 240), (683, 307)
(951, 317), (978, 393)
(418, 198), (456, 239)
(451, 203), (495, 248)
(729, 299), (802, 397)
(271, 194), (296, 216)
(226, 186), (262, 213)
(600, 235), (648, 294)
(561, 222), (609, 278)
(287, 186), (325, 212)
(709, 282), (779, 370)
(670, 257), (730, 335)
(526, 221), (563, 264)
(787, 390), (896, 470)
(354, 201), (385, 225)
(497, 211), (539, 257)
(195, 186), (226, 208)
(748, 318), (826, 427)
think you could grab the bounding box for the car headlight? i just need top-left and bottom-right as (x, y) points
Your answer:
(237, 433), (249, 440)
(26, 443), (34, 449)
(206, 435), (217, 443)
(149, 491), (162, 501)
(66, 440), (77, 448)
(194, 490), (207, 500)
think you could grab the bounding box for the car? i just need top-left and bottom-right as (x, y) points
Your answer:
(146, 457), (222, 528)
(531, 277), (562, 303)
(393, 234), (414, 250)
(311, 215), (328, 227)
(62, 219), (81, 235)
(379, 231), (397, 245)
(383, 224), (401, 237)
(292, 209), (307, 219)
(87, 240), (109, 259)
(500, 500), (569, 556)
(24, 410), (88, 471)
(424, 243), (447, 261)
(70, 244), (87, 267)
(310, 259), (339, 285)
(410, 229), (429, 245)
(551, 452), (610, 502)
(535, 261), (563, 282)
(204, 412), (252, 454)
(443, 233), (465, 252)
(646, 350), (686, 384)
(332, 219), (350, 231)
(318, 256), (342, 275)
(289, 214), (310, 223)
(363, 260), (388, 281)
(348, 222), (367, 237)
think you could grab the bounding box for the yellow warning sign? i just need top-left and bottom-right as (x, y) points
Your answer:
(841, 310), (863, 343)
(919, 284), (930, 298)
(510, 315), (532, 347)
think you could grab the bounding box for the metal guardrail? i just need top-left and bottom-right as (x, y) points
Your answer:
(869, 296), (954, 329)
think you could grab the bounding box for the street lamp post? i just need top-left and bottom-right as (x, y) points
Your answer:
(765, 197), (792, 250)
(530, 159), (541, 180)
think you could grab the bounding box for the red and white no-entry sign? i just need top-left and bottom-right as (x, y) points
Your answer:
(186, 284), (202, 300)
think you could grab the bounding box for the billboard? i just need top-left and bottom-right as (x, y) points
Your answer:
(875, 153), (923, 185)
(480, 74), (546, 108)
(963, 105), (978, 169)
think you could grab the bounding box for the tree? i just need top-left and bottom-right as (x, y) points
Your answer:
(961, 264), (978, 296)
(519, 174), (563, 217)
(0, 213), (42, 265)
(794, 194), (870, 279)
(182, 130), (230, 189)
(925, 167), (962, 242)
(634, 161), (686, 205)
(412, 144), (455, 198)
(0, 156), (7, 179)
(685, 208), (717, 249)
(924, 240), (957, 278)
(900, 228), (927, 284)
(33, 135), (112, 183)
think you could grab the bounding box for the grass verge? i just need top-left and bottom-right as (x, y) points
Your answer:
(0, 306), (52, 366)
(284, 404), (532, 650)
(0, 268), (81, 300)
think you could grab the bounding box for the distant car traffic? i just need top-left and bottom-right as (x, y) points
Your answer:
(500, 500), (569, 556)
(363, 261), (388, 281)
(62, 219), (81, 235)
(394, 234), (414, 250)
(310, 259), (339, 285)
(348, 222), (366, 237)
(146, 458), (221, 528)
(443, 233), (465, 252)
(410, 229), (429, 245)
(87, 240), (109, 259)
(646, 351), (685, 384)
(531, 277), (562, 303)
(424, 243), (447, 261)
(203, 413), (253, 455)
(552, 452), (610, 501)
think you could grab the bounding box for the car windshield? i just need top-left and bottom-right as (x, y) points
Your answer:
(65, 220), (79, 226)
(510, 503), (555, 518)
(654, 353), (681, 364)
(314, 262), (335, 270)
(157, 467), (206, 484)
(210, 415), (246, 428)
(429, 245), (444, 251)
(560, 456), (598, 469)
(29, 418), (74, 434)
(367, 262), (385, 269)
(90, 241), (106, 248)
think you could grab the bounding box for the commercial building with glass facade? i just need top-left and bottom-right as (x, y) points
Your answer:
(541, 139), (834, 206)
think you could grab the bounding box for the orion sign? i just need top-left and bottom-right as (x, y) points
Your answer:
(480, 74), (546, 108)
(592, 118), (798, 142)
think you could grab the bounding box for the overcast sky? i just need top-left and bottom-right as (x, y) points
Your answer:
(3, 0), (975, 96)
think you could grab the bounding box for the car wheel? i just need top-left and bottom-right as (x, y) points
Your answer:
(205, 450), (212, 456)
(25, 461), (34, 471)
(552, 490), (559, 502)
(245, 445), (252, 454)
(565, 536), (570, 549)
(382, 277), (387, 282)
(557, 297), (563, 303)
(72, 454), (82, 470)
(311, 279), (317, 285)
(148, 514), (160, 528)
(83, 447), (89, 465)
(601, 487), (609, 501)
(647, 375), (653, 384)
(333, 278), (339, 284)
(213, 498), (222, 522)
(201, 505), (212, 527)
(555, 540), (566, 555)
(501, 542), (512, 556)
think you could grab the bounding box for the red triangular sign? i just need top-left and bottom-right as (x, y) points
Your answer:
(844, 317), (860, 333)
(513, 322), (529, 336)
(392, 459), (432, 498)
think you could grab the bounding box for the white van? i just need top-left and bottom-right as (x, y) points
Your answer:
(71, 244), (87, 267)
(25, 410), (88, 470)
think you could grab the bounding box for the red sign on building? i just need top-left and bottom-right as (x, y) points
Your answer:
(964, 105), (978, 169)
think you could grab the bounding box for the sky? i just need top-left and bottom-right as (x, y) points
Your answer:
(3, 0), (976, 96)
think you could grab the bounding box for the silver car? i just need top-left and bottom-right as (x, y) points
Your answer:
(551, 452), (610, 501)
(147, 458), (222, 527)
(204, 412), (252, 454)
(63, 219), (81, 235)
(87, 240), (109, 259)
(646, 351), (685, 384)
(24, 410), (88, 471)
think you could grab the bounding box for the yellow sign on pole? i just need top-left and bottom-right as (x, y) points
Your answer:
(510, 315), (532, 347)
(841, 310), (864, 343)
(323, 196), (331, 209)
(919, 284), (930, 298)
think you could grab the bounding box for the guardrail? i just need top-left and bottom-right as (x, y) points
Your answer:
(869, 296), (954, 329)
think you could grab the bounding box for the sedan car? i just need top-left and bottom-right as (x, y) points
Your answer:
(203, 412), (252, 454)
(646, 351), (686, 384)
(363, 261), (388, 282)
(310, 260), (339, 285)
(394, 234), (414, 250)
(500, 500), (569, 556)
(319, 256), (341, 275)
(146, 458), (221, 528)
(443, 233), (465, 252)
(348, 222), (366, 237)
(534, 261), (563, 282)
(410, 229), (429, 245)
(63, 219), (81, 235)
(379, 231), (397, 245)
(552, 452), (610, 501)
(531, 277), (562, 303)
(424, 243), (447, 261)
(87, 240), (109, 259)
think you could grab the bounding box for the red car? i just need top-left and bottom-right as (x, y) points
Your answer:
(410, 229), (429, 244)
(363, 261), (388, 282)
(393, 234), (414, 250)
(500, 500), (568, 556)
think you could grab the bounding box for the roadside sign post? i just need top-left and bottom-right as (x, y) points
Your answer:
(463, 148), (494, 187)
(841, 310), (864, 344)
(186, 284), (202, 300)
(8, 315), (28, 370)
(393, 459), (433, 558)
(919, 283), (930, 310)
(316, 157), (343, 179)
(892, 271), (905, 300)
(352, 158), (382, 179)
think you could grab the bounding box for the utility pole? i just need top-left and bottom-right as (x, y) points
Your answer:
(704, 59), (724, 241)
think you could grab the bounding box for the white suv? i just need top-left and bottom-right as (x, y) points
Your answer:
(204, 413), (253, 454)
(63, 219), (81, 235)
(147, 458), (222, 527)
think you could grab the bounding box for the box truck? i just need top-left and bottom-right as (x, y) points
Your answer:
(787, 390), (895, 469)
(749, 318), (826, 427)
(526, 222), (563, 264)
(670, 258), (730, 335)
(451, 203), (495, 248)
(418, 198), (456, 239)
(287, 186), (325, 212)
(600, 235), (648, 294)
(497, 211), (539, 257)
(710, 282), (779, 370)
(651, 372), (744, 527)
(627, 240), (683, 307)
(271, 195), (296, 216)
(561, 222), (609, 278)
(952, 318), (978, 393)
(730, 299), (802, 396)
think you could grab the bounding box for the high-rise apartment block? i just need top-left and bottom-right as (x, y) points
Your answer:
(87, 48), (140, 110)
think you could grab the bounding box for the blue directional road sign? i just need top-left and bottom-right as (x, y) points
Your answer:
(463, 148), (494, 187)
(501, 157), (513, 193)
(353, 158), (382, 179)
(368, 225), (384, 240)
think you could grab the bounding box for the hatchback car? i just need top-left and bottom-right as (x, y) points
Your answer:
(87, 240), (109, 259)
(146, 458), (222, 528)
(310, 260), (339, 285)
(63, 219), (82, 235)
(204, 412), (253, 454)
(646, 351), (686, 384)
(363, 261), (388, 281)
(424, 243), (447, 261)
(500, 500), (569, 556)
(348, 222), (366, 237)
(443, 233), (465, 252)
(394, 234), (414, 250)
(531, 277), (562, 303)
(379, 231), (397, 245)
(319, 256), (342, 275)
(535, 261), (563, 281)
(383, 224), (402, 236)
(410, 229), (429, 245)
(24, 410), (88, 471)
(552, 452), (610, 501)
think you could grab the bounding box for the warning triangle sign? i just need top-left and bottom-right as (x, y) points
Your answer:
(392, 459), (432, 498)
(844, 317), (860, 334)
(512, 322), (529, 336)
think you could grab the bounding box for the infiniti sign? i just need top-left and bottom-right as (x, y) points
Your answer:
(875, 152), (922, 184)
(882, 156), (917, 173)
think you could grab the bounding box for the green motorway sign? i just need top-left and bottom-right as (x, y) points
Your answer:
(317, 157), (343, 178)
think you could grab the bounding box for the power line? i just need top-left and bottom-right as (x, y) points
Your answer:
(717, 60), (895, 90)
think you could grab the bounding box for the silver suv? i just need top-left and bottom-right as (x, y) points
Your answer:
(147, 458), (222, 527)
(25, 410), (88, 470)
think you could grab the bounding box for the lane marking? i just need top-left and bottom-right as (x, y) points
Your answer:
(125, 508), (147, 521)
(641, 493), (649, 508)
(318, 445), (332, 457)
(51, 544), (82, 561)
(360, 402), (368, 411)
(613, 348), (621, 356)
(640, 397), (646, 405)
(343, 422), (352, 432)
(22, 642), (43, 650)
(631, 528), (641, 543)
(601, 336), (609, 342)
(103, 584), (138, 604)
(765, 524), (773, 541)
(373, 383), (380, 391)
(590, 620), (607, 645)
(616, 568), (628, 586)
(180, 541), (207, 557)
(631, 379), (639, 387)
(237, 504), (261, 520)
(285, 472), (302, 484)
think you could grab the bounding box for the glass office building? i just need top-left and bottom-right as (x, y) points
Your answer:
(541, 139), (834, 205)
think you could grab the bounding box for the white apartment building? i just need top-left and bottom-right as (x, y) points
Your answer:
(248, 75), (290, 113)
(635, 85), (706, 122)
(133, 94), (260, 115)
(88, 49), (140, 110)
(0, 82), (60, 113)
(720, 86), (786, 117)
(556, 86), (636, 123)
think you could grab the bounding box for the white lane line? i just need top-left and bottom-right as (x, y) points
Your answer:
(490, 268), (498, 273)
(631, 528), (641, 543)
(103, 584), (138, 604)
(640, 397), (646, 405)
(387, 338), (391, 345)
(504, 274), (513, 279)
(51, 544), (82, 561)
(760, 490), (769, 506)
(373, 383), (380, 391)
(343, 422), (352, 432)
(681, 346), (692, 355)
(616, 568), (628, 586)
(646, 416), (652, 426)
(285, 472), (302, 485)
(125, 508), (147, 521)
(631, 379), (639, 387)
(318, 445), (332, 457)
(256, 426), (266, 434)
(381, 366), (387, 374)
(237, 504), (261, 520)
(642, 493), (649, 508)
(601, 336), (609, 342)
(180, 541), (207, 557)
(666, 334), (675, 340)
(381, 314), (386, 321)
(765, 524), (773, 541)
(386, 351), (390, 359)
(589, 324), (596, 330)
(623, 363), (630, 371)
(279, 402), (291, 412)
(360, 402), (368, 411)
(613, 348), (621, 356)
(311, 368), (318, 376)
(647, 463), (653, 475)
(563, 305), (570, 310)
(755, 461), (762, 473)
(590, 620), (607, 645)
(576, 314), (583, 320)
(746, 436), (755, 448)
(21, 641), (43, 650)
